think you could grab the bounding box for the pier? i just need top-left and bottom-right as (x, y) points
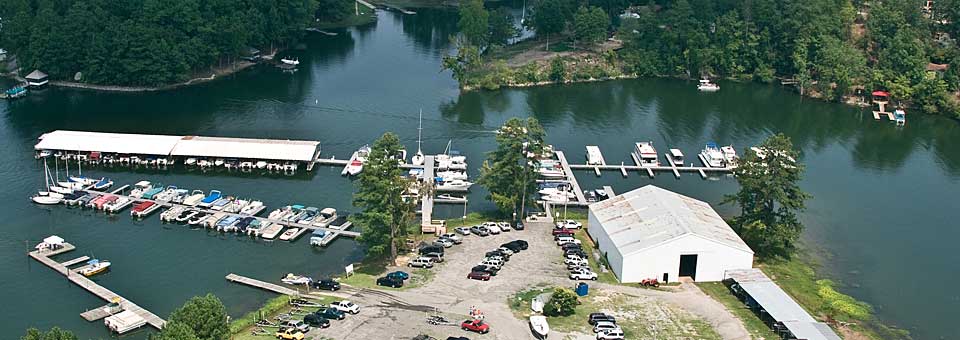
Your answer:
(29, 243), (165, 330)
(226, 273), (299, 295)
(555, 151), (587, 204)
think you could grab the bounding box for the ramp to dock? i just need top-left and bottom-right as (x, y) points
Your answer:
(226, 273), (298, 295)
(555, 151), (587, 204)
(29, 244), (165, 330)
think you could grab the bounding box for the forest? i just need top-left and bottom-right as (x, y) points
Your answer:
(0, 0), (323, 86)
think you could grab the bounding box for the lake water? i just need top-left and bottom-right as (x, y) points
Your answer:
(1, 8), (957, 340)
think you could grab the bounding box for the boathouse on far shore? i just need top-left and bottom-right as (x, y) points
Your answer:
(25, 69), (49, 87)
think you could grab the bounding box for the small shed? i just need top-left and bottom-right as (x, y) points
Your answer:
(25, 69), (49, 87)
(587, 185), (753, 283)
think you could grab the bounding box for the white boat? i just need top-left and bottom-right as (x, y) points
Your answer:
(697, 79), (720, 92)
(721, 145), (739, 167)
(240, 201), (265, 215)
(198, 159), (211, 168)
(313, 208), (338, 227)
(342, 145), (370, 176)
(633, 142), (660, 167)
(411, 109), (425, 166)
(436, 194), (467, 202)
(280, 58), (300, 65)
(586, 145), (604, 165)
(539, 187), (574, 198)
(182, 190), (206, 206)
(436, 170), (468, 181)
(33, 160), (64, 205)
(280, 273), (311, 285)
(699, 142), (724, 168)
(129, 181), (152, 198)
(239, 161), (254, 170)
(538, 166), (565, 178)
(529, 315), (549, 339)
(435, 179), (472, 192)
(667, 149), (684, 165)
(214, 158), (225, 167)
(260, 223), (283, 239)
(185, 157), (197, 166)
(255, 161), (268, 169)
(105, 310), (146, 334)
(531, 294), (545, 313)
(79, 259), (111, 277)
(105, 197), (132, 213)
(279, 228), (300, 241)
(542, 192), (570, 203)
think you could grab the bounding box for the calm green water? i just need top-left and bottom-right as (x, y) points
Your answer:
(2, 8), (958, 339)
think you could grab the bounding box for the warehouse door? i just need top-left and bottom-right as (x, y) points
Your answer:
(679, 254), (698, 280)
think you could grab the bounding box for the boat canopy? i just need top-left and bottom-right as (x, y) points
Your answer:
(872, 90), (890, 97)
(706, 142), (719, 148)
(321, 208), (336, 215)
(43, 235), (65, 245)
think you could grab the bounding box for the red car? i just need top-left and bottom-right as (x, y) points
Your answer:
(467, 271), (491, 281)
(552, 228), (576, 236)
(461, 319), (490, 334)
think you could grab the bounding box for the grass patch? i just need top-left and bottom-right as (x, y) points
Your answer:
(759, 254), (910, 340)
(229, 295), (337, 340)
(572, 229), (618, 285)
(336, 255), (436, 290)
(697, 282), (779, 340)
(444, 211), (505, 228)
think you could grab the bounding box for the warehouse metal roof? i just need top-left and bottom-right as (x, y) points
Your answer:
(170, 136), (319, 162)
(35, 130), (320, 162)
(588, 185), (753, 255)
(35, 130), (184, 155)
(726, 268), (841, 340)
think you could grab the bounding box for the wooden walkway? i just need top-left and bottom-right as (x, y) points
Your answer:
(29, 244), (165, 330)
(568, 162), (731, 174)
(226, 273), (298, 295)
(61, 255), (91, 267)
(556, 151), (587, 204)
(420, 156), (436, 226)
(602, 186), (615, 197)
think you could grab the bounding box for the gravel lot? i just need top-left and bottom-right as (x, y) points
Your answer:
(296, 219), (748, 340)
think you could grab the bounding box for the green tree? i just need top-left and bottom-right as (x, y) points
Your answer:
(149, 320), (201, 340)
(458, 0), (489, 47)
(543, 288), (578, 316)
(813, 34), (866, 101)
(549, 57), (567, 82)
(529, 0), (571, 48)
(724, 134), (810, 258)
(351, 132), (415, 262)
(441, 43), (481, 88)
(167, 294), (229, 340)
(573, 6), (609, 45)
(478, 118), (546, 217)
(21, 327), (77, 340)
(488, 7), (517, 46)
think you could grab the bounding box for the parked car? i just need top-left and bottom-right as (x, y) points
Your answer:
(479, 260), (503, 270)
(467, 270), (492, 281)
(461, 319), (490, 333)
(556, 219), (583, 229)
(513, 221), (525, 230)
(552, 228), (576, 236)
(408, 257), (435, 268)
(303, 313), (331, 328)
(275, 328), (305, 340)
(446, 337), (470, 340)
(498, 222), (512, 231)
(596, 329), (625, 340)
(315, 307), (345, 320)
(487, 224), (502, 234)
(496, 247), (515, 256)
(593, 321), (620, 334)
(485, 250), (511, 260)
(434, 238), (454, 248)
(562, 244), (583, 253)
(471, 265), (499, 276)
(570, 268), (599, 280)
(588, 312), (617, 325)
(474, 226), (491, 236)
(330, 300), (360, 314)
(502, 240), (528, 251)
(419, 245), (444, 255)
(564, 257), (588, 266)
(440, 233), (463, 244)
(482, 256), (505, 266)
(376, 276), (404, 288)
(423, 252), (444, 263)
(386, 271), (409, 280)
(281, 320), (310, 333)
(455, 226), (472, 235)
(556, 236), (581, 246)
(310, 278), (341, 291)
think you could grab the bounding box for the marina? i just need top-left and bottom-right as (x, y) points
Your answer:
(29, 239), (165, 333)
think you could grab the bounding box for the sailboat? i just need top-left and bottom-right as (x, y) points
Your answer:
(411, 109), (425, 166)
(49, 157), (75, 195)
(32, 160), (64, 205)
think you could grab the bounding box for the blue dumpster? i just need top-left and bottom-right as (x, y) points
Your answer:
(576, 282), (589, 296)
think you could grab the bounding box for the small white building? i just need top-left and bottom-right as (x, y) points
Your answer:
(587, 185), (753, 282)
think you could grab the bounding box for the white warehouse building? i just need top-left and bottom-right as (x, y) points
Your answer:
(587, 185), (754, 283)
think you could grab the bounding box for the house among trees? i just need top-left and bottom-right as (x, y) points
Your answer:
(25, 70), (48, 88)
(926, 62), (949, 77)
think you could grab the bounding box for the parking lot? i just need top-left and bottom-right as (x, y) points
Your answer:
(288, 218), (748, 340)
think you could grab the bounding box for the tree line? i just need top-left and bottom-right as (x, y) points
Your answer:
(0, 0), (323, 86)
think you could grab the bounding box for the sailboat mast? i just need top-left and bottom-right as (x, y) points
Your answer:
(416, 109), (423, 153)
(55, 157), (61, 182)
(43, 159), (51, 190)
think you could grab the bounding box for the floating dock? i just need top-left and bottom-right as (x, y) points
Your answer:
(29, 243), (165, 331)
(226, 273), (299, 295)
(555, 151), (587, 204)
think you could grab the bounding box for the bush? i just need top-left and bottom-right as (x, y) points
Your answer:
(816, 279), (872, 321)
(549, 58), (567, 82)
(543, 287), (578, 316)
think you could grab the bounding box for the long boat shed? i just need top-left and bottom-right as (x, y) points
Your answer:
(35, 130), (321, 169)
(725, 268), (842, 340)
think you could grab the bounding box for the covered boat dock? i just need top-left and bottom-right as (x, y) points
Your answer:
(724, 268), (841, 340)
(34, 130), (322, 172)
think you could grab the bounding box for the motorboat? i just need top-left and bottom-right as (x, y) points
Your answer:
(129, 181), (153, 198)
(279, 228), (300, 241)
(140, 186), (165, 200)
(184, 157), (197, 166)
(260, 223), (283, 239)
(699, 142), (725, 168)
(161, 206), (185, 222)
(314, 208), (338, 227)
(182, 190), (206, 206)
(240, 201), (265, 216)
(633, 142), (660, 167)
(268, 206), (293, 220)
(541, 192), (570, 203)
(667, 149), (684, 166)
(105, 197), (132, 213)
(342, 145), (371, 176)
(198, 190), (222, 208)
(198, 159), (212, 168)
(310, 229), (327, 246)
(235, 217), (255, 233)
(436, 170), (468, 181)
(529, 315), (549, 339)
(205, 212), (228, 228)
(539, 184), (573, 196)
(89, 195), (115, 209)
(131, 201), (160, 218)
(224, 199), (248, 213)
(538, 166), (565, 178)
(214, 158), (225, 167)
(286, 205), (308, 222)
(246, 219), (264, 236)
(436, 194), (467, 202)
(255, 161), (268, 169)
(209, 196), (233, 211)
(69, 176), (97, 186)
(175, 210), (199, 223)
(280, 273), (311, 285)
(79, 259), (111, 277)
(720, 145), (739, 167)
(697, 79), (720, 92)
(77, 194), (98, 207)
(187, 212), (210, 226)
(297, 207), (320, 224)
(280, 58), (300, 65)
(93, 177), (113, 190)
(435, 179), (472, 192)
(216, 216), (240, 232)
(586, 145), (604, 165)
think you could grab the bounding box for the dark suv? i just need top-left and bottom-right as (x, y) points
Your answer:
(303, 313), (331, 328)
(588, 312), (617, 325)
(311, 278), (341, 291)
(418, 245), (444, 255)
(376, 276), (404, 288)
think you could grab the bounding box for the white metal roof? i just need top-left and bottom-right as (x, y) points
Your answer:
(726, 268), (841, 340)
(35, 130), (183, 155)
(170, 136), (319, 161)
(588, 185), (753, 255)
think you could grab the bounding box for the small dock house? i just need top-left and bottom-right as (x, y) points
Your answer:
(25, 69), (49, 88)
